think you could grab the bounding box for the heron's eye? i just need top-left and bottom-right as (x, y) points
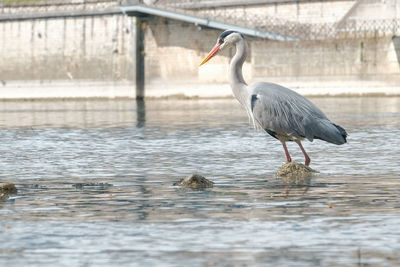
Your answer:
(218, 39), (224, 44)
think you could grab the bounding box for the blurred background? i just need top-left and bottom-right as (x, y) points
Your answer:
(1, 1), (400, 266)
(0, 0), (400, 99)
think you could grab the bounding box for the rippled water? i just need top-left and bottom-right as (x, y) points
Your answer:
(1, 97), (400, 266)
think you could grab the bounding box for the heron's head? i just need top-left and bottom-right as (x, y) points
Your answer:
(200, 30), (244, 66)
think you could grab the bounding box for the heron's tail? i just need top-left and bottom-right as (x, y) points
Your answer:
(309, 120), (348, 145)
(333, 123), (347, 143)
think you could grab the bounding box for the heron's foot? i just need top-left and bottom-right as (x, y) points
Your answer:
(305, 158), (311, 166)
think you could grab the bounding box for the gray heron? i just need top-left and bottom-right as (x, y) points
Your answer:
(200, 30), (347, 166)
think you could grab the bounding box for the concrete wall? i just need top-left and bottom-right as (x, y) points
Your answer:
(345, 0), (400, 21)
(251, 37), (400, 95)
(143, 16), (254, 97)
(252, 37), (400, 77)
(0, 1), (400, 98)
(188, 0), (355, 26)
(1, 14), (135, 80)
(143, 17), (400, 97)
(0, 14), (137, 98)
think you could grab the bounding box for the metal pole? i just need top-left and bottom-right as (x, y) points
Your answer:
(135, 17), (145, 100)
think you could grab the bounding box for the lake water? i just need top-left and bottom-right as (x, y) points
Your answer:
(0, 97), (400, 266)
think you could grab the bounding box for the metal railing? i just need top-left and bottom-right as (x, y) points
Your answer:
(1, 0), (117, 14)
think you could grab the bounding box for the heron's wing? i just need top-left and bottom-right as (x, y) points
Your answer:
(250, 82), (346, 144)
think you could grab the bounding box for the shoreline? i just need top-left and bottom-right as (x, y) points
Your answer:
(0, 80), (399, 100)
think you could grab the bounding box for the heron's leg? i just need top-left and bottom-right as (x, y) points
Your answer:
(295, 140), (311, 166)
(279, 139), (292, 163)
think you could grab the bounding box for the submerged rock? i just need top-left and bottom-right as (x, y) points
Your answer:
(276, 162), (318, 184)
(0, 183), (17, 194)
(0, 183), (17, 202)
(72, 182), (113, 189)
(174, 174), (214, 189)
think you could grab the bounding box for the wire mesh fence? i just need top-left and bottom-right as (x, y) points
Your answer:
(0, 0), (117, 13)
(1, 0), (116, 7)
(0, 0), (118, 16)
(241, 14), (400, 40)
(151, 0), (400, 40)
(1, 0), (400, 40)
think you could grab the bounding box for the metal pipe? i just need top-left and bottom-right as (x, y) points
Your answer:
(120, 5), (297, 41)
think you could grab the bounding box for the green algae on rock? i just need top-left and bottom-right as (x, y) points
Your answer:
(174, 174), (214, 189)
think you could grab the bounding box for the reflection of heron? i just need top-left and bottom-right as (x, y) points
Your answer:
(200, 30), (347, 166)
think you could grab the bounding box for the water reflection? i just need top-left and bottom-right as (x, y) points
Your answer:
(0, 96), (398, 129)
(136, 99), (146, 128)
(0, 97), (400, 266)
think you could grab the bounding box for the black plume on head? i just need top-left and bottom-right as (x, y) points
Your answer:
(218, 30), (244, 41)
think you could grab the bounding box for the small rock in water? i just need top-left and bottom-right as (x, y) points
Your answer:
(0, 183), (17, 202)
(0, 183), (17, 194)
(276, 162), (318, 183)
(73, 182), (113, 189)
(174, 174), (214, 189)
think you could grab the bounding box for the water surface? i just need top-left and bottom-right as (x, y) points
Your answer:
(1, 97), (400, 266)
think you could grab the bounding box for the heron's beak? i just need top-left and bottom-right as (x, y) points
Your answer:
(200, 43), (221, 66)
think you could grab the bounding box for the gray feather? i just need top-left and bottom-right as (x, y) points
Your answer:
(250, 82), (347, 144)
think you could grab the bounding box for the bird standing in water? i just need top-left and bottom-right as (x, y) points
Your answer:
(200, 30), (347, 166)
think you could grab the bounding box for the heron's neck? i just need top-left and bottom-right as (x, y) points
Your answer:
(229, 39), (248, 87)
(230, 39), (249, 105)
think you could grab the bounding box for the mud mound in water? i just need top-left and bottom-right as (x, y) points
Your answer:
(174, 174), (214, 189)
(276, 162), (318, 183)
